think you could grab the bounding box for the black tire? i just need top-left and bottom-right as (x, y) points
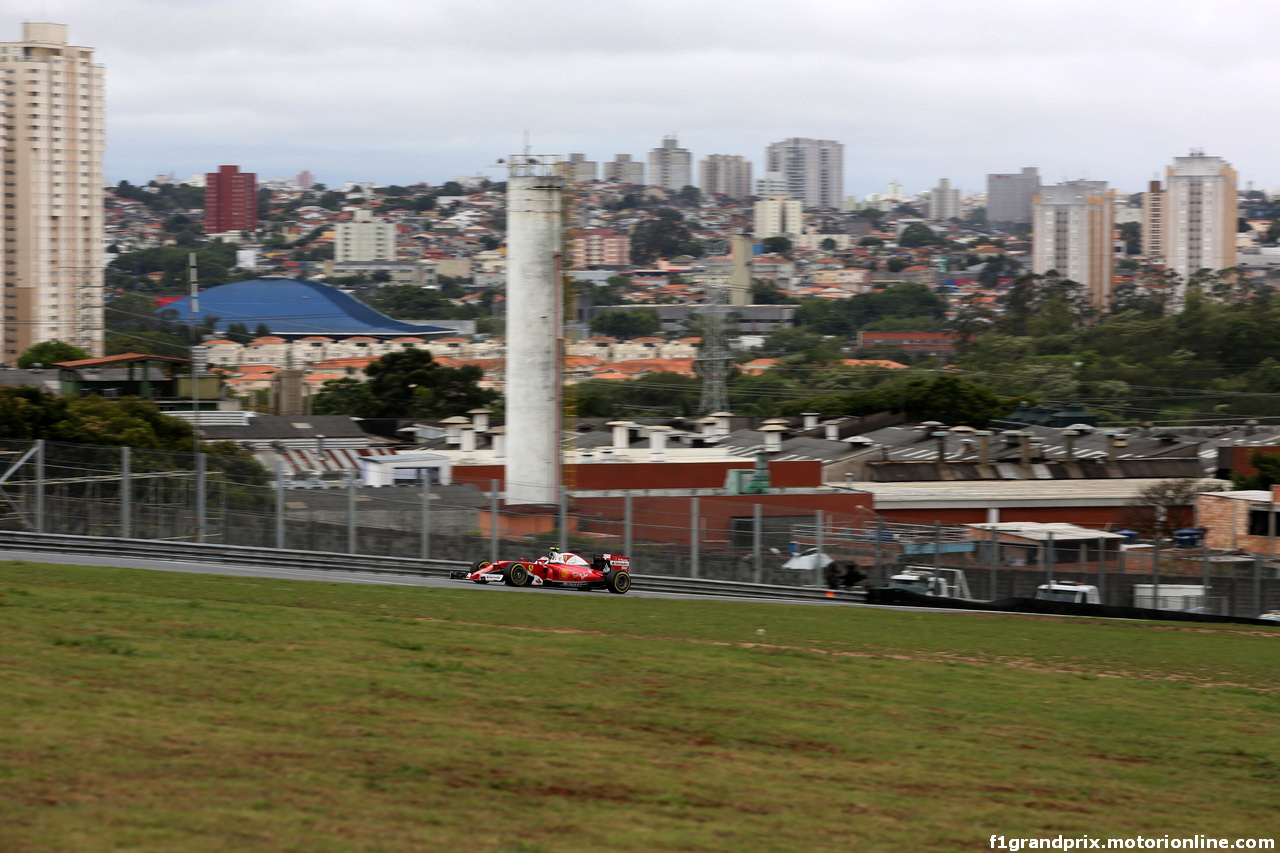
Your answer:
(606, 571), (631, 594)
(470, 560), (493, 584)
(508, 562), (532, 587)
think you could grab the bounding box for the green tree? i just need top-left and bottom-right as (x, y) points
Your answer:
(761, 236), (792, 255)
(17, 340), (90, 368)
(313, 350), (497, 418)
(310, 377), (378, 416)
(590, 309), (661, 339)
(898, 223), (943, 248)
(1235, 449), (1280, 491)
(629, 213), (691, 265)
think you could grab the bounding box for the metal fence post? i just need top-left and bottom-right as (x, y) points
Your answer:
(815, 510), (824, 586)
(558, 486), (568, 552)
(1042, 530), (1054, 588)
(874, 518), (885, 585)
(34, 439), (45, 534)
(195, 453), (207, 543)
(1254, 555), (1263, 616)
(274, 458), (285, 550)
(1201, 542), (1211, 613)
(347, 470), (357, 554)
(988, 527), (998, 600)
(752, 501), (762, 584)
(1098, 538), (1107, 605)
(489, 480), (499, 564)
(420, 477), (431, 560)
(690, 497), (700, 579)
(1152, 535), (1161, 610)
(933, 520), (942, 572)
(121, 446), (131, 539)
(624, 493), (633, 558)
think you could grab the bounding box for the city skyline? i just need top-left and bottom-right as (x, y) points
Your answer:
(21, 0), (1280, 196)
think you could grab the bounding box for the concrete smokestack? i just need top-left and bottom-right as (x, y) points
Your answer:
(505, 161), (566, 504)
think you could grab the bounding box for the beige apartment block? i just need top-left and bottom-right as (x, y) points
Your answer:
(1031, 180), (1116, 310)
(0, 23), (105, 359)
(335, 209), (396, 262)
(699, 154), (752, 200)
(1162, 150), (1237, 280)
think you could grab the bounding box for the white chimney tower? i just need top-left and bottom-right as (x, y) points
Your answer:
(505, 157), (566, 504)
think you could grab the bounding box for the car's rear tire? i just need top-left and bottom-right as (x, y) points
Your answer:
(470, 560), (493, 584)
(508, 562), (532, 587)
(606, 571), (631, 594)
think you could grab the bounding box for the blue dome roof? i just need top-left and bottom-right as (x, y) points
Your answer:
(159, 278), (454, 337)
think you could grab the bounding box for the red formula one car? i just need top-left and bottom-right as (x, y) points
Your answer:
(448, 547), (632, 594)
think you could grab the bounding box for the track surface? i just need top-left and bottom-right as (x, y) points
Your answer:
(0, 548), (953, 611)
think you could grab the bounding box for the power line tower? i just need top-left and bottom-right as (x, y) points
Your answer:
(696, 282), (731, 415)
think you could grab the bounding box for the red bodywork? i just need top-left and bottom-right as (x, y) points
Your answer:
(449, 551), (632, 594)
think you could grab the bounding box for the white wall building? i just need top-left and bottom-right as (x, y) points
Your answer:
(1162, 150), (1238, 279)
(699, 154), (752, 199)
(648, 136), (693, 191)
(754, 196), (804, 239)
(1032, 180), (1116, 309)
(603, 154), (644, 185)
(335, 209), (396, 262)
(0, 23), (106, 358)
(764, 138), (844, 209)
(928, 178), (960, 221)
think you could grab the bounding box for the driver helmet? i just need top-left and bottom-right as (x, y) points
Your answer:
(548, 546), (561, 557)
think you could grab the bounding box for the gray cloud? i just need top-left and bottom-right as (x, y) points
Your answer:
(26, 0), (1280, 195)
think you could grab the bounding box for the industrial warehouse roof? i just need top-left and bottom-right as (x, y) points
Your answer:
(158, 278), (454, 337)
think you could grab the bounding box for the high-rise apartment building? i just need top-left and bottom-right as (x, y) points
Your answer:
(0, 23), (105, 359)
(763, 138), (844, 209)
(699, 154), (752, 199)
(296, 170), (315, 191)
(648, 136), (692, 191)
(571, 228), (630, 267)
(987, 167), (1040, 224)
(335, 209), (396, 262)
(1141, 180), (1164, 259)
(753, 195), (803, 239)
(603, 154), (644, 185)
(1159, 150), (1237, 278)
(205, 165), (257, 235)
(565, 153), (597, 184)
(928, 178), (960, 221)
(1032, 180), (1116, 309)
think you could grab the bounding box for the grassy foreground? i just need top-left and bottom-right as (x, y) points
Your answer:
(0, 561), (1277, 853)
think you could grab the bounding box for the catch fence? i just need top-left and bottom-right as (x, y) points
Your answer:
(0, 438), (1276, 615)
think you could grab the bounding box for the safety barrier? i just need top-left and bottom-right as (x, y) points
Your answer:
(0, 530), (866, 604)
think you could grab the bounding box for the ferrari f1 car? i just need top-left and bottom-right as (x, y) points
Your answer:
(448, 547), (632, 594)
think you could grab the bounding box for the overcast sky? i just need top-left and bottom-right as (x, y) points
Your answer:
(18, 0), (1280, 198)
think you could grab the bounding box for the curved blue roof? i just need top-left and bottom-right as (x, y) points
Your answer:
(159, 278), (454, 337)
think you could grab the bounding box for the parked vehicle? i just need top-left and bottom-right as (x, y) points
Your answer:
(448, 547), (632, 594)
(885, 566), (972, 599)
(1034, 580), (1100, 605)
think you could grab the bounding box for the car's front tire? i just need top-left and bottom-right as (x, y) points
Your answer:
(508, 562), (532, 587)
(470, 560), (493, 584)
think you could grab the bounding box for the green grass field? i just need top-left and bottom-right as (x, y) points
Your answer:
(1, 560), (1277, 853)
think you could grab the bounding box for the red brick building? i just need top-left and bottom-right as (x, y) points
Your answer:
(205, 165), (257, 234)
(855, 330), (958, 356)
